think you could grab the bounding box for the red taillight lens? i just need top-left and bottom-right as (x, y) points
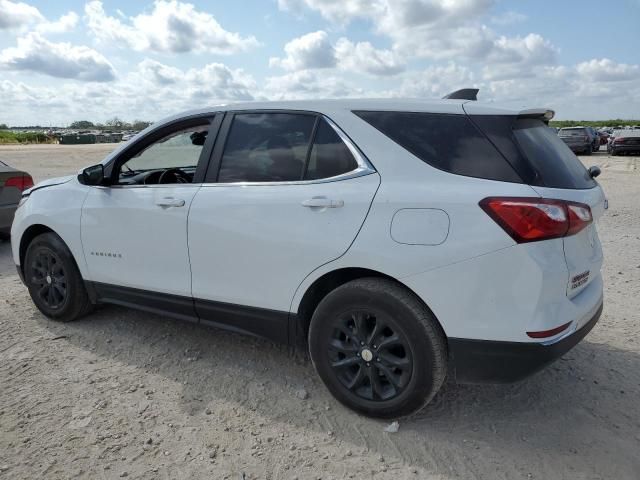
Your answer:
(480, 197), (592, 243)
(566, 202), (593, 236)
(527, 321), (572, 339)
(4, 175), (34, 191)
(614, 137), (625, 144)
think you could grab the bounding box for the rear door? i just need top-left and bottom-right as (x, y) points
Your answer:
(188, 112), (379, 340)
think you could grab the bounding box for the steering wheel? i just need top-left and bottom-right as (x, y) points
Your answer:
(158, 168), (190, 184)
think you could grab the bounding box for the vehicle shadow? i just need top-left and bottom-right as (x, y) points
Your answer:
(35, 301), (640, 479)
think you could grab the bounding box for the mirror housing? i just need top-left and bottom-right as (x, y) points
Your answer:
(588, 165), (601, 178)
(78, 164), (105, 186)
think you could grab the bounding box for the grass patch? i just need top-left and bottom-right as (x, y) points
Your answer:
(0, 130), (55, 144)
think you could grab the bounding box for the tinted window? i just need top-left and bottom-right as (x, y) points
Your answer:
(560, 128), (587, 136)
(218, 113), (315, 182)
(354, 111), (521, 183)
(305, 119), (358, 180)
(513, 119), (596, 189)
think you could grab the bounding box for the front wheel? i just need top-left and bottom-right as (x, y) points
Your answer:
(308, 278), (447, 418)
(24, 232), (93, 322)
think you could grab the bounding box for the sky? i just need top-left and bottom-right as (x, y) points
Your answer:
(0, 0), (639, 126)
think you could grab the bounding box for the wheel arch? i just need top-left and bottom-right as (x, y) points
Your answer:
(295, 267), (447, 342)
(19, 224), (56, 272)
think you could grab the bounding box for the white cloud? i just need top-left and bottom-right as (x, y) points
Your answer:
(270, 31), (404, 76)
(0, 33), (116, 82)
(269, 31), (336, 70)
(36, 11), (79, 34)
(393, 63), (476, 98)
(0, 0), (43, 29)
(335, 38), (404, 76)
(85, 0), (259, 54)
(576, 58), (640, 82)
(263, 70), (364, 100)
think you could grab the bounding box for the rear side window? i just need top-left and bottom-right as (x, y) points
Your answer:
(218, 113), (360, 182)
(218, 113), (316, 182)
(353, 111), (521, 183)
(304, 119), (358, 180)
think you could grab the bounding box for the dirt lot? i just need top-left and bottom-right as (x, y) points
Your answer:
(1, 144), (639, 479)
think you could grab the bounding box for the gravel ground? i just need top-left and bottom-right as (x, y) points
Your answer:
(0, 144), (639, 479)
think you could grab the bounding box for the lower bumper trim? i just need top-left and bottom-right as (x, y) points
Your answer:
(449, 301), (603, 384)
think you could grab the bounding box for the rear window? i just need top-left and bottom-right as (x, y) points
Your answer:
(560, 128), (586, 136)
(353, 111), (521, 183)
(513, 119), (595, 189)
(470, 116), (596, 189)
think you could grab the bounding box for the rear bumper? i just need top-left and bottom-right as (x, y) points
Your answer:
(611, 144), (640, 153)
(0, 203), (17, 233)
(449, 300), (603, 384)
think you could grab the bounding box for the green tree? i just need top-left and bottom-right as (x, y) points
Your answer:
(131, 120), (152, 131)
(69, 120), (95, 129)
(0, 123), (8, 130)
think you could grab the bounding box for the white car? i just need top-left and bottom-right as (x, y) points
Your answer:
(11, 91), (606, 417)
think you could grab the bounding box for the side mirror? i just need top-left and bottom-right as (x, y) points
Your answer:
(78, 164), (105, 185)
(588, 165), (601, 178)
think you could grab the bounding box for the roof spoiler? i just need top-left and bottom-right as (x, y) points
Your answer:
(518, 108), (555, 125)
(442, 88), (479, 101)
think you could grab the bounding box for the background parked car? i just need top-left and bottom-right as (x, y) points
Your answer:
(0, 160), (33, 240)
(558, 126), (596, 155)
(598, 130), (609, 145)
(607, 130), (640, 156)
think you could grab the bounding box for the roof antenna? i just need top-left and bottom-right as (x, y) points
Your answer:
(442, 88), (479, 101)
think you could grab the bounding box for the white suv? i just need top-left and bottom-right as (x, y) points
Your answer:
(11, 92), (605, 417)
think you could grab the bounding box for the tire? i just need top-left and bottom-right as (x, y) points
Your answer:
(610, 148), (617, 156)
(0, 231), (9, 242)
(308, 278), (447, 418)
(583, 147), (592, 155)
(24, 232), (93, 322)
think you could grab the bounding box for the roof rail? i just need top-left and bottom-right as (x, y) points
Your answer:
(442, 88), (479, 101)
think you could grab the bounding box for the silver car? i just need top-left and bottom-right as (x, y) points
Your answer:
(0, 160), (33, 240)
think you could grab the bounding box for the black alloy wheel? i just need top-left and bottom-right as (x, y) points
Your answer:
(309, 278), (447, 418)
(24, 232), (93, 322)
(328, 310), (412, 401)
(29, 248), (68, 310)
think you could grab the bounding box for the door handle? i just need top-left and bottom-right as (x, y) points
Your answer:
(301, 196), (344, 208)
(156, 197), (186, 208)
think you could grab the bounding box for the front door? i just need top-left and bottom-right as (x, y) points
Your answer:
(81, 117), (216, 306)
(188, 112), (380, 340)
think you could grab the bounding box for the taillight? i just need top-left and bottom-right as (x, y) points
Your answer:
(4, 175), (34, 191)
(479, 197), (592, 243)
(614, 137), (625, 144)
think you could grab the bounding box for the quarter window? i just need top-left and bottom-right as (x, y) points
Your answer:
(354, 111), (521, 183)
(304, 119), (358, 180)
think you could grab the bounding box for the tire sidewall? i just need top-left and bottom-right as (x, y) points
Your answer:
(309, 281), (443, 417)
(24, 233), (86, 320)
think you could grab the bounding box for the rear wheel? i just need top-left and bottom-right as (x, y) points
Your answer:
(308, 278), (447, 418)
(583, 147), (592, 155)
(24, 232), (93, 322)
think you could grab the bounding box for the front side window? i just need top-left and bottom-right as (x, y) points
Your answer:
(118, 123), (209, 185)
